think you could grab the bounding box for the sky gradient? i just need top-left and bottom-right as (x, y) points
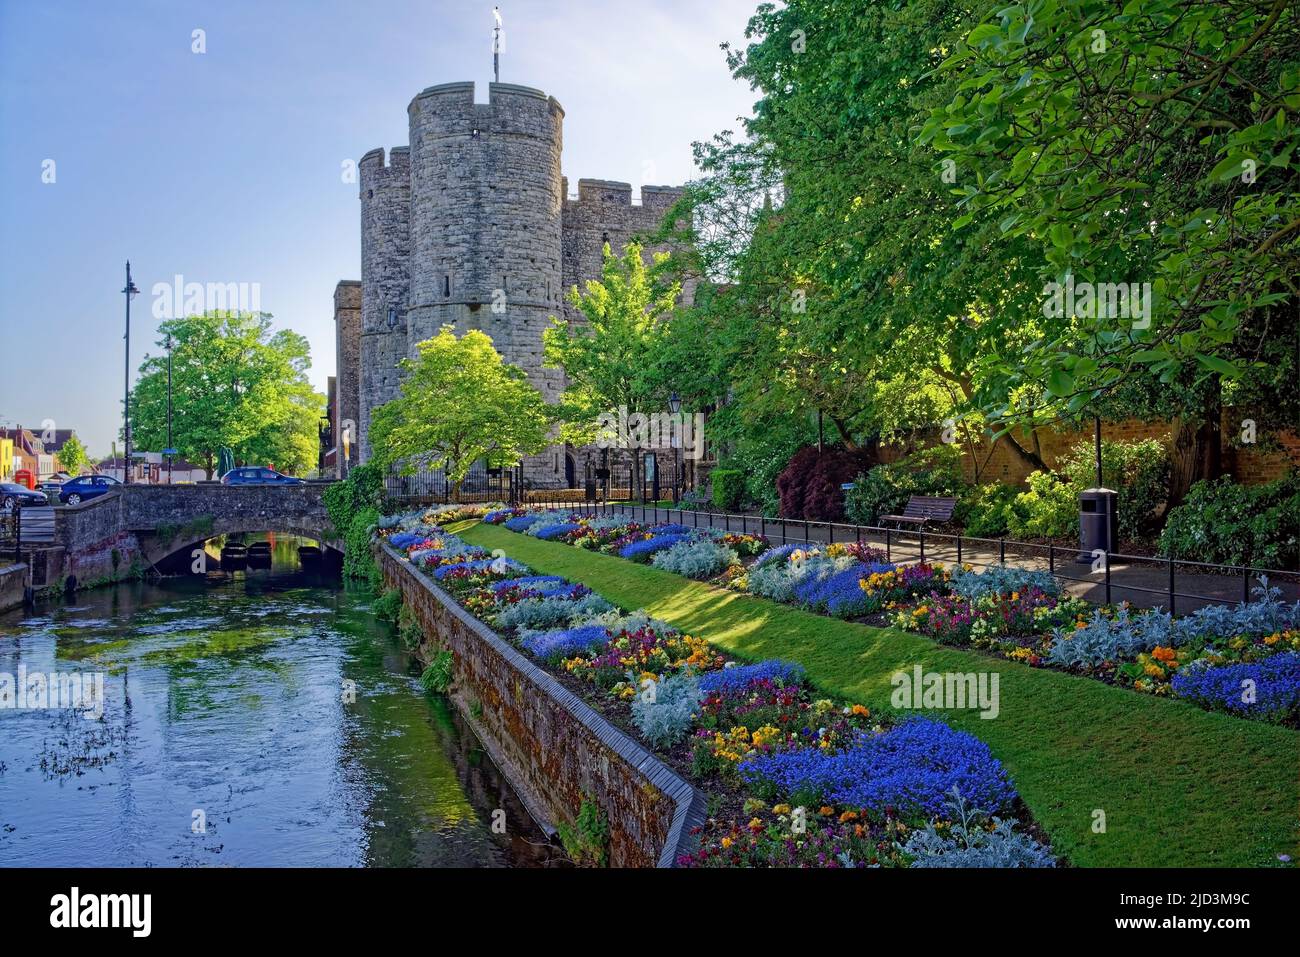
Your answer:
(0, 0), (760, 457)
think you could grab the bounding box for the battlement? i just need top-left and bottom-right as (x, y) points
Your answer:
(564, 179), (685, 209)
(640, 185), (686, 210)
(574, 179), (633, 205)
(408, 81), (563, 123)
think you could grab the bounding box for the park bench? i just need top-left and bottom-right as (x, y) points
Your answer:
(880, 495), (957, 530)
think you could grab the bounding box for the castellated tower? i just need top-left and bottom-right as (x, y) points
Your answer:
(340, 79), (692, 488)
(405, 82), (565, 484)
(358, 145), (411, 462)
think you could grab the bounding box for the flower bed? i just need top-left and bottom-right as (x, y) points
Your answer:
(480, 506), (1300, 727)
(379, 509), (1053, 868)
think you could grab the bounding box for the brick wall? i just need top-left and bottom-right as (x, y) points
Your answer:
(884, 416), (1300, 487)
(378, 542), (706, 867)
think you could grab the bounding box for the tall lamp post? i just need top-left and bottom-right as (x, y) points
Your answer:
(166, 334), (174, 485)
(668, 391), (682, 504)
(122, 262), (140, 483)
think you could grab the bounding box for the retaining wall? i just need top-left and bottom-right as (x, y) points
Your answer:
(377, 542), (705, 867)
(0, 563), (26, 613)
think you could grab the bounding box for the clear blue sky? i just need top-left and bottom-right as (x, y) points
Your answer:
(0, 0), (759, 458)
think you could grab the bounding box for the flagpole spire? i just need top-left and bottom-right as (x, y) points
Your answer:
(493, 7), (502, 83)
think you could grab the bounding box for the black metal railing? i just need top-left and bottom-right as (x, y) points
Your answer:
(513, 498), (1299, 613)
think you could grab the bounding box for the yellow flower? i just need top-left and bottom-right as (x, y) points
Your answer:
(773, 804), (792, 815)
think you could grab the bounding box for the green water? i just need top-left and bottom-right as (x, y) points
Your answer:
(0, 536), (554, 867)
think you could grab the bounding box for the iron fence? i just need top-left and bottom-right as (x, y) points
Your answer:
(518, 498), (1299, 614)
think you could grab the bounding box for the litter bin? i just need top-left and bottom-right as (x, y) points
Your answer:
(1077, 488), (1118, 562)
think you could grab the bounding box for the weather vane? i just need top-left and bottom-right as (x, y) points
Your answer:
(493, 7), (502, 83)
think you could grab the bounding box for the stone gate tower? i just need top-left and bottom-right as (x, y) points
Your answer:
(338, 79), (691, 486)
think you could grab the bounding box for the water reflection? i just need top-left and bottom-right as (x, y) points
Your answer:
(0, 535), (555, 867)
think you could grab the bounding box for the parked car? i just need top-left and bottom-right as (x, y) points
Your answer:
(220, 467), (304, 486)
(1, 482), (50, 510)
(58, 474), (121, 505)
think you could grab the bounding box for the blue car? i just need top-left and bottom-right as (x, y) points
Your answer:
(220, 467), (304, 486)
(58, 474), (120, 506)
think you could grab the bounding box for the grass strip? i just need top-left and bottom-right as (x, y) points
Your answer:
(462, 521), (1299, 868)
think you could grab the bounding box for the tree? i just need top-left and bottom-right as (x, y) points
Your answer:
(543, 241), (682, 444)
(57, 434), (88, 475)
(128, 311), (325, 478)
(369, 327), (550, 501)
(653, 0), (1056, 475)
(920, 0), (1299, 501)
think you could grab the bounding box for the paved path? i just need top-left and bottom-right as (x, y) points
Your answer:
(585, 501), (1299, 614)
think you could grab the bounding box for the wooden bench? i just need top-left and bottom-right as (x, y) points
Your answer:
(880, 495), (956, 529)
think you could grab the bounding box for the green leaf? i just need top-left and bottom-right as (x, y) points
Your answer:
(1046, 368), (1074, 397)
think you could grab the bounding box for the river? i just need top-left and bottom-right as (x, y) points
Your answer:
(0, 534), (554, 867)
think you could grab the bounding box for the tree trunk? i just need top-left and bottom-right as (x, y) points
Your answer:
(1000, 428), (1053, 476)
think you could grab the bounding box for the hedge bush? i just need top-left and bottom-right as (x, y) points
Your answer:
(1004, 471), (1077, 539)
(1060, 436), (1169, 540)
(844, 445), (965, 526)
(1159, 474), (1300, 568)
(323, 461), (385, 580)
(710, 468), (746, 511)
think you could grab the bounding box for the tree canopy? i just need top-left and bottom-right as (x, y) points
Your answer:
(369, 327), (550, 500)
(643, 0), (1296, 501)
(543, 241), (683, 446)
(128, 311), (324, 478)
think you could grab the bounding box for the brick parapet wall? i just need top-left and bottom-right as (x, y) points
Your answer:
(377, 542), (706, 867)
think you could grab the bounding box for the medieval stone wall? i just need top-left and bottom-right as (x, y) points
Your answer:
(332, 280), (360, 475)
(340, 78), (698, 488)
(358, 147), (411, 462)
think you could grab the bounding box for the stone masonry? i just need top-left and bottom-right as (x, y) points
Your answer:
(332, 280), (361, 475)
(337, 80), (693, 486)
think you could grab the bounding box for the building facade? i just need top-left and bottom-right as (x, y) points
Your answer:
(335, 80), (693, 487)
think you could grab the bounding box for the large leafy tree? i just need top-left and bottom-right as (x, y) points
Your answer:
(654, 0), (1059, 475)
(920, 0), (1300, 499)
(543, 241), (682, 444)
(369, 328), (550, 501)
(129, 312), (325, 478)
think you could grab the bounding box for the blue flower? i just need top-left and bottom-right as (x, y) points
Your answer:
(533, 522), (583, 540)
(791, 562), (891, 615)
(699, 659), (805, 695)
(431, 557), (522, 579)
(504, 514), (543, 532)
(1171, 653), (1300, 721)
(619, 533), (691, 560)
(492, 575), (567, 593)
(740, 717), (1017, 818)
(751, 542), (814, 569)
(522, 625), (612, 661)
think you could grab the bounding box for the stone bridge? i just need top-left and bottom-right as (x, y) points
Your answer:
(32, 483), (339, 589)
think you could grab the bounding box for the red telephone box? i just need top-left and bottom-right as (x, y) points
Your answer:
(13, 469), (35, 490)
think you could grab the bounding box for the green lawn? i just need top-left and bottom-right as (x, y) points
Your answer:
(461, 522), (1299, 868)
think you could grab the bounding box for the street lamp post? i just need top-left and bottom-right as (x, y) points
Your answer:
(166, 334), (174, 485)
(668, 391), (682, 504)
(122, 262), (140, 484)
